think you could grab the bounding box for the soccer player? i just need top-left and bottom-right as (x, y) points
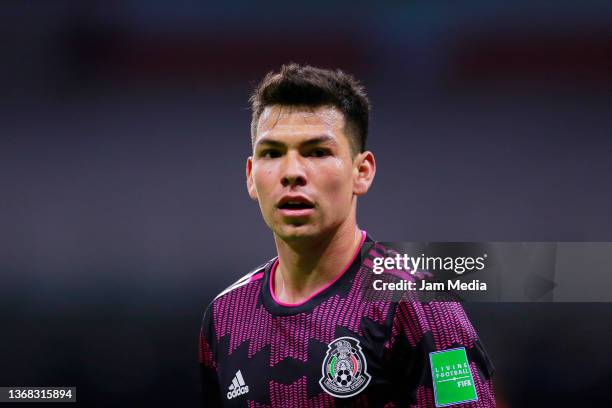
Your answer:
(199, 64), (495, 407)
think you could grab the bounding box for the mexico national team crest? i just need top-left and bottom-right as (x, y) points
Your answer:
(319, 336), (371, 398)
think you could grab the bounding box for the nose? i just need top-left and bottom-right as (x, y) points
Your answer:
(281, 152), (307, 188)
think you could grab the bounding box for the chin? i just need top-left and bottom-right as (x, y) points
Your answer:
(275, 223), (320, 241)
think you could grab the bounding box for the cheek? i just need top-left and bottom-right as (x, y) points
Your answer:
(253, 166), (277, 204)
(319, 162), (354, 198)
(253, 164), (272, 188)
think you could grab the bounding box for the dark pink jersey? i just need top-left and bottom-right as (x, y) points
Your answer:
(199, 233), (495, 407)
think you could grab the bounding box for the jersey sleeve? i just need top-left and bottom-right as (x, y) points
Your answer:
(388, 300), (496, 407)
(199, 303), (222, 407)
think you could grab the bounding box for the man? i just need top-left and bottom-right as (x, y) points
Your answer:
(199, 64), (495, 407)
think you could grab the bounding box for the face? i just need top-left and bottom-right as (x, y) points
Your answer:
(247, 105), (375, 242)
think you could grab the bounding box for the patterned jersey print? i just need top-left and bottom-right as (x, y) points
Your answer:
(200, 235), (495, 407)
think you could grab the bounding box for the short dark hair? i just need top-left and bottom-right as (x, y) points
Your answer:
(249, 63), (370, 155)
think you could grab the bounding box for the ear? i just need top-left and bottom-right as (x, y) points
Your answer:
(246, 156), (258, 201)
(353, 151), (376, 196)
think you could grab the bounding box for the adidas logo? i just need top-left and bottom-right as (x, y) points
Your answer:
(226, 370), (249, 400)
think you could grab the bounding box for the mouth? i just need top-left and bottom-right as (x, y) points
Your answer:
(277, 196), (315, 217)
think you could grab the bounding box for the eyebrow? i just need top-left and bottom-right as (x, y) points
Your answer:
(255, 134), (337, 149)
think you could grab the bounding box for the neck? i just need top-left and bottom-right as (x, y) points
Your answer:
(272, 219), (363, 305)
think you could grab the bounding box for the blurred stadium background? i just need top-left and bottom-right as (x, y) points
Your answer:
(1, 1), (611, 406)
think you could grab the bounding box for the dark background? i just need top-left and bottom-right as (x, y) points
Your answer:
(1, 1), (611, 407)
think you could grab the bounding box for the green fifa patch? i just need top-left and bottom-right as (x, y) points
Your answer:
(429, 347), (478, 407)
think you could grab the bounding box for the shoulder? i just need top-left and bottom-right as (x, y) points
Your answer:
(212, 257), (275, 301)
(201, 258), (275, 325)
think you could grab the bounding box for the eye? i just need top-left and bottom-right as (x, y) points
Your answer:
(261, 149), (282, 159)
(309, 148), (330, 158)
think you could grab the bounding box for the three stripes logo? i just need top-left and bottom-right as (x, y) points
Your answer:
(226, 370), (249, 400)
